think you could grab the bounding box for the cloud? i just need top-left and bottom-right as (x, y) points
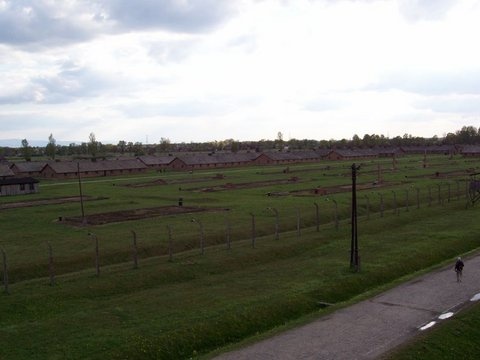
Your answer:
(118, 99), (233, 118)
(397, 0), (457, 22)
(414, 94), (480, 114)
(0, 0), (235, 49)
(104, 0), (236, 33)
(0, 61), (118, 104)
(367, 69), (480, 96)
(148, 39), (197, 64)
(0, 0), (104, 48)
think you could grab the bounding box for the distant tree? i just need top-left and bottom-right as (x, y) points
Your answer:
(132, 142), (145, 156)
(88, 132), (98, 161)
(20, 139), (32, 161)
(117, 140), (126, 154)
(230, 140), (239, 153)
(45, 133), (56, 160)
(159, 137), (171, 152)
(352, 134), (361, 147)
(456, 126), (477, 144)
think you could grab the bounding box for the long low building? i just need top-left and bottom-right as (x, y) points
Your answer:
(7, 146), (460, 179)
(40, 159), (148, 179)
(0, 177), (39, 196)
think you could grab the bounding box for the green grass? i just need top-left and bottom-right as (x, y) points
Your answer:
(383, 302), (480, 360)
(1, 154), (480, 359)
(1, 203), (480, 359)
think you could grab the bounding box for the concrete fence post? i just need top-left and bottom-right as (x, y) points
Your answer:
(89, 233), (100, 277)
(314, 202), (320, 232)
(47, 242), (55, 286)
(249, 213), (256, 248)
(167, 225), (173, 262)
(296, 208), (301, 238)
(2, 249), (9, 295)
(131, 230), (138, 269)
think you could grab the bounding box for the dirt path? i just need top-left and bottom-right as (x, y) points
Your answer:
(213, 254), (480, 359)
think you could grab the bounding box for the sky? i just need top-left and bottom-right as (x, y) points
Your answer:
(1, 0), (480, 146)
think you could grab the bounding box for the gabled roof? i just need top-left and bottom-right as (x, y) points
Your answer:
(137, 155), (176, 166)
(177, 152), (258, 165)
(330, 149), (378, 157)
(44, 159), (147, 174)
(0, 164), (15, 177)
(11, 162), (46, 172)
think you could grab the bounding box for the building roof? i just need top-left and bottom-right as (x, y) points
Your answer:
(44, 159), (148, 174)
(137, 155), (176, 166)
(0, 164), (15, 177)
(11, 161), (47, 172)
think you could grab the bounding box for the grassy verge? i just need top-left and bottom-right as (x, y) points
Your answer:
(382, 302), (480, 360)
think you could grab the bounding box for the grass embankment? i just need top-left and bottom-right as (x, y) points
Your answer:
(383, 302), (480, 360)
(1, 202), (479, 359)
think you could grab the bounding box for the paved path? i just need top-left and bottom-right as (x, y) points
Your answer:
(214, 255), (480, 360)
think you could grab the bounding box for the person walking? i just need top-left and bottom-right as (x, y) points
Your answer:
(454, 257), (464, 282)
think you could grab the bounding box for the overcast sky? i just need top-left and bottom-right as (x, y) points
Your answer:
(1, 0), (480, 145)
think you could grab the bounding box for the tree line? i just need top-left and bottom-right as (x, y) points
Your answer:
(1, 126), (479, 161)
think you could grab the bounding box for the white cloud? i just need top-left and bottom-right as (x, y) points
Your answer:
(1, 0), (480, 144)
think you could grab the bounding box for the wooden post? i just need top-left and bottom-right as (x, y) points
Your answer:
(314, 202), (320, 232)
(131, 230), (138, 269)
(2, 249), (9, 295)
(47, 242), (55, 286)
(416, 188), (420, 209)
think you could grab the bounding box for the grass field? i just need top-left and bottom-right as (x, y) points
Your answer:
(1, 154), (480, 359)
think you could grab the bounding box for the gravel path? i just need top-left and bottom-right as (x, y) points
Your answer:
(213, 254), (480, 360)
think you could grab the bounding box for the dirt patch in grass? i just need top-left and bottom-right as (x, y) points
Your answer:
(60, 205), (226, 226)
(290, 181), (402, 197)
(0, 196), (106, 210)
(186, 177), (301, 192)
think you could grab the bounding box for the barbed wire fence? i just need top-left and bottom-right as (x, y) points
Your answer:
(1, 179), (473, 293)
